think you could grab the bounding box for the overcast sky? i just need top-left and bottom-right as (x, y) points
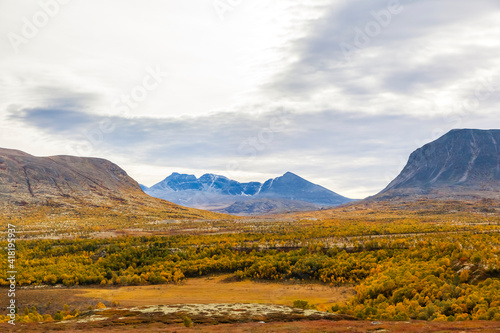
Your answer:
(1, 0), (499, 198)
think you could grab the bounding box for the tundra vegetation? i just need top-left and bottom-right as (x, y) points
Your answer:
(1, 199), (500, 323)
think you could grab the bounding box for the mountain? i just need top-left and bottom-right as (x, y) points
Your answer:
(0, 147), (221, 219)
(257, 172), (349, 205)
(145, 171), (352, 214)
(372, 129), (500, 201)
(149, 172), (261, 196)
(0, 148), (140, 205)
(218, 198), (321, 215)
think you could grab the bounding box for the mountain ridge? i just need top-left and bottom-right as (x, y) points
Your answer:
(0, 147), (224, 219)
(145, 171), (352, 214)
(370, 128), (500, 201)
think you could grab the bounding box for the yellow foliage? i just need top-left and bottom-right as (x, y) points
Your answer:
(95, 302), (106, 309)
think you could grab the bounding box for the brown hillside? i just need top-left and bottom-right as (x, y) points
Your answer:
(0, 147), (225, 220)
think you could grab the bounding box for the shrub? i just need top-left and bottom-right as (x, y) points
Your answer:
(95, 302), (106, 309)
(293, 300), (309, 309)
(183, 316), (193, 327)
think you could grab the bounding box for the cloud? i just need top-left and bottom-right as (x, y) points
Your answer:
(265, 0), (500, 116)
(12, 104), (498, 197)
(10, 108), (94, 134)
(1, 0), (499, 198)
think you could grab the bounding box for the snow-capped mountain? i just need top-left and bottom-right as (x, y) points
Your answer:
(144, 171), (353, 214)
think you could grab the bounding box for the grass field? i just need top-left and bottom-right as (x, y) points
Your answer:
(75, 274), (354, 311)
(15, 274), (354, 314)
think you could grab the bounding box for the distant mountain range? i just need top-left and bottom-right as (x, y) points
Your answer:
(2, 128), (499, 217)
(370, 129), (500, 201)
(143, 172), (353, 215)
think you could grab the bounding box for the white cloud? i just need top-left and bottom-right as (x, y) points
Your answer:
(0, 0), (499, 198)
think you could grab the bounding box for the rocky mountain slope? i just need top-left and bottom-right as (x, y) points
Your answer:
(144, 171), (352, 214)
(0, 148), (140, 205)
(0, 148), (221, 219)
(372, 129), (500, 201)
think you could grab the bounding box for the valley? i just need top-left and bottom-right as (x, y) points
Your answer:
(1, 129), (500, 331)
(3, 0), (499, 330)
(2, 200), (500, 330)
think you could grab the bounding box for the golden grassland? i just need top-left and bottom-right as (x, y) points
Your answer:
(1, 196), (232, 236)
(3, 198), (499, 240)
(74, 274), (354, 311)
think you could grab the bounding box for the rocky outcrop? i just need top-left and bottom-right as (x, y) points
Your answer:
(373, 129), (500, 201)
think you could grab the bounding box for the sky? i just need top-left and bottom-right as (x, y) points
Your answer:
(0, 0), (499, 199)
